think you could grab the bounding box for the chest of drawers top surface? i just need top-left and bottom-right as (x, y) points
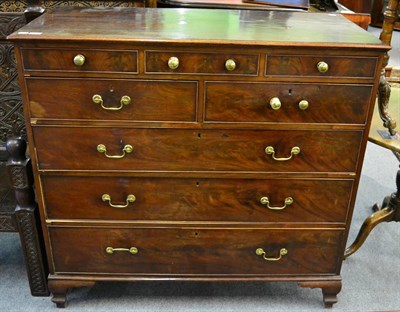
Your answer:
(9, 7), (384, 48)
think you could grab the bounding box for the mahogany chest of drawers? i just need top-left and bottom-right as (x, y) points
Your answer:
(8, 7), (388, 308)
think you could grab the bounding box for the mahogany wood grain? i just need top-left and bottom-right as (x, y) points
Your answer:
(49, 226), (343, 275)
(266, 55), (378, 78)
(339, 0), (372, 13)
(42, 176), (354, 223)
(145, 51), (258, 75)
(205, 82), (373, 124)
(32, 127), (362, 173)
(21, 48), (138, 73)
(8, 7), (388, 308)
(26, 78), (197, 121)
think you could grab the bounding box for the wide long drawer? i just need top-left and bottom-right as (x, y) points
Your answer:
(33, 127), (362, 173)
(42, 176), (354, 223)
(205, 82), (373, 124)
(26, 78), (197, 122)
(49, 226), (343, 275)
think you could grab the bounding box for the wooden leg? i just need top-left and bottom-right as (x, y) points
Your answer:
(48, 278), (95, 308)
(48, 280), (69, 308)
(344, 207), (395, 258)
(14, 208), (49, 296)
(298, 279), (342, 308)
(6, 136), (49, 296)
(377, 68), (397, 136)
(376, 0), (399, 136)
(345, 168), (400, 258)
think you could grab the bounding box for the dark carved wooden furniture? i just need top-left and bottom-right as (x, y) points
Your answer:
(0, 135), (49, 296)
(0, 11), (27, 161)
(8, 7), (388, 308)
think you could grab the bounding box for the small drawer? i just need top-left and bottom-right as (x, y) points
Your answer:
(205, 82), (373, 124)
(49, 226), (343, 275)
(33, 127), (362, 173)
(266, 55), (377, 78)
(21, 48), (138, 73)
(145, 51), (258, 75)
(42, 176), (354, 223)
(27, 78), (197, 122)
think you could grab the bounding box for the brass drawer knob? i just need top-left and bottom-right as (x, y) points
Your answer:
(102, 194), (136, 208)
(260, 196), (293, 210)
(265, 146), (300, 161)
(168, 56), (179, 69)
(298, 100), (309, 110)
(92, 94), (131, 111)
(317, 61), (329, 73)
(105, 247), (138, 255)
(225, 59), (236, 71)
(256, 247), (287, 261)
(73, 54), (85, 66)
(97, 144), (133, 159)
(269, 97), (281, 110)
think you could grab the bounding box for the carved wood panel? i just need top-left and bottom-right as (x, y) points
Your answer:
(0, 14), (27, 152)
(0, 1), (29, 13)
(40, 0), (144, 8)
(0, 0), (145, 12)
(16, 210), (49, 295)
(0, 215), (16, 231)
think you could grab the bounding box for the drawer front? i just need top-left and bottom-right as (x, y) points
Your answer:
(42, 176), (353, 223)
(49, 227), (343, 275)
(205, 82), (373, 124)
(266, 55), (377, 78)
(33, 127), (362, 173)
(145, 51), (258, 75)
(27, 78), (197, 122)
(21, 48), (138, 73)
